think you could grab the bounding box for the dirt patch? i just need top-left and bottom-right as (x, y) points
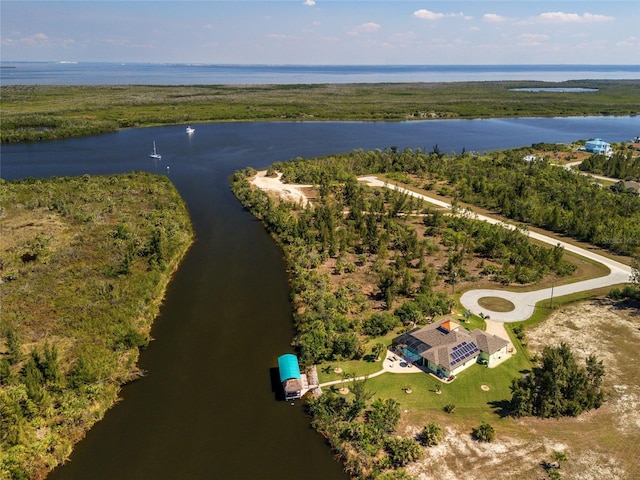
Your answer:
(401, 300), (639, 479)
(527, 301), (640, 439)
(250, 171), (311, 206)
(0, 208), (69, 253)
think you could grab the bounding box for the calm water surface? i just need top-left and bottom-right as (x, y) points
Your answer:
(2, 117), (638, 479)
(1, 63), (638, 85)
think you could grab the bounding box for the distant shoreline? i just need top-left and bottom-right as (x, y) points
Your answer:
(1, 63), (638, 86)
(2, 80), (639, 143)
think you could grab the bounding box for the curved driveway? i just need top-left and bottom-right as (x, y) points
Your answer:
(359, 176), (632, 322)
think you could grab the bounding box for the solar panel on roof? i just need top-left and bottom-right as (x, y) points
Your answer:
(449, 341), (481, 367)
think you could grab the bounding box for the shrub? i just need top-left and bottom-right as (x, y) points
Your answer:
(384, 437), (423, 467)
(472, 421), (495, 442)
(418, 422), (443, 446)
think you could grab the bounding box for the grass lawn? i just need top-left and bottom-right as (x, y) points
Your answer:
(365, 345), (531, 423)
(318, 323), (532, 425)
(477, 296), (515, 312)
(317, 356), (385, 383)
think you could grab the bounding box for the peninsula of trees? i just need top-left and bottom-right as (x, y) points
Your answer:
(232, 143), (636, 478)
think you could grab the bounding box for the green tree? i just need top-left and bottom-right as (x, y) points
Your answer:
(362, 313), (399, 337)
(373, 342), (387, 361)
(368, 398), (401, 435)
(629, 256), (640, 299)
(4, 326), (23, 365)
(384, 437), (423, 467)
(349, 377), (375, 420)
(22, 354), (49, 409)
(418, 422), (443, 447)
(378, 268), (398, 310)
(509, 343), (606, 418)
(376, 470), (415, 480)
(0, 359), (16, 385)
(41, 342), (63, 388)
(67, 355), (96, 390)
(472, 421), (495, 442)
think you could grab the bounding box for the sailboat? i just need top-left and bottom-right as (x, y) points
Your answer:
(149, 141), (162, 159)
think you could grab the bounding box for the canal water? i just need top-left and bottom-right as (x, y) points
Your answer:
(2, 117), (638, 479)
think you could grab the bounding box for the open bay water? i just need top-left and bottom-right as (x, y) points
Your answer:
(2, 116), (638, 479)
(1, 63), (639, 85)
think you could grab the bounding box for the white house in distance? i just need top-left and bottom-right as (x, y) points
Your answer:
(392, 319), (509, 380)
(584, 138), (612, 155)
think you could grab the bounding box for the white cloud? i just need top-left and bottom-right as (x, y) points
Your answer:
(387, 30), (418, 46)
(414, 9), (464, 21)
(414, 9), (443, 20)
(303, 0), (315, 6)
(518, 33), (550, 47)
(483, 13), (508, 23)
(347, 22), (381, 36)
(266, 33), (290, 40)
(537, 12), (614, 23)
(519, 33), (550, 42)
(616, 36), (638, 48)
(7, 32), (51, 47)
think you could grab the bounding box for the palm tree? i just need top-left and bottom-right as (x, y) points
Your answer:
(373, 342), (386, 361)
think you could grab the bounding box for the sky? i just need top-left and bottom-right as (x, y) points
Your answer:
(1, 1), (639, 65)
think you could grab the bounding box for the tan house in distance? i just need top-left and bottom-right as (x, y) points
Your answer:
(392, 319), (509, 380)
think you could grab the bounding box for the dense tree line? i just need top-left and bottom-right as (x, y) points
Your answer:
(579, 151), (640, 181)
(509, 343), (605, 418)
(271, 147), (640, 257)
(1, 115), (118, 143)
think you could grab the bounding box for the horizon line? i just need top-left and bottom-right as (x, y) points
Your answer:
(1, 61), (639, 68)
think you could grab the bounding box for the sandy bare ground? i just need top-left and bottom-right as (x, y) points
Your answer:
(403, 300), (640, 480)
(250, 170), (311, 207)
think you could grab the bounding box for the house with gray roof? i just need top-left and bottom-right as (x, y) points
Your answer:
(392, 319), (509, 379)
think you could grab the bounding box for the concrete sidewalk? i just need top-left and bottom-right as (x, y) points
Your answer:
(317, 350), (423, 389)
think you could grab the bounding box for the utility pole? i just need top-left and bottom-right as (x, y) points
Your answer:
(550, 280), (555, 308)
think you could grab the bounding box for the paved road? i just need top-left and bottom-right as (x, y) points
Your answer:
(358, 176), (633, 322)
(563, 160), (619, 183)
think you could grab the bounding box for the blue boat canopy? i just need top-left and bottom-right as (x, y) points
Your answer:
(278, 354), (301, 382)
